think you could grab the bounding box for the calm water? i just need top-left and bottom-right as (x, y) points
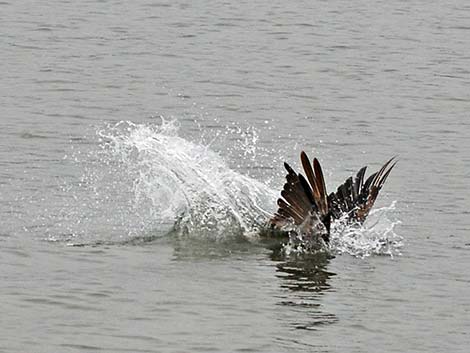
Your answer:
(1, 1), (470, 352)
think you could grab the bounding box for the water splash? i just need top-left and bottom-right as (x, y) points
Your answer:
(56, 118), (402, 256)
(329, 201), (403, 257)
(97, 119), (277, 240)
(279, 202), (402, 258)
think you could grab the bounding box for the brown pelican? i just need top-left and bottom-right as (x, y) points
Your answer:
(263, 152), (396, 251)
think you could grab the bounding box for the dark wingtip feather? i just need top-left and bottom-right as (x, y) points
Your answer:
(301, 151), (316, 188)
(371, 156), (396, 188)
(377, 160), (397, 189)
(313, 158), (328, 214)
(298, 174), (316, 206)
(284, 162), (293, 173)
(354, 166), (367, 196)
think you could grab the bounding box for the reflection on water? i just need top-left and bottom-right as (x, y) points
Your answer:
(169, 236), (339, 332)
(271, 251), (338, 330)
(272, 252), (334, 292)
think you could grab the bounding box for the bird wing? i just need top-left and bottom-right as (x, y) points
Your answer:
(328, 157), (397, 223)
(269, 152), (329, 229)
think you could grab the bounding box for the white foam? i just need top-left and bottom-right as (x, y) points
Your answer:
(329, 201), (403, 257)
(97, 119), (277, 240)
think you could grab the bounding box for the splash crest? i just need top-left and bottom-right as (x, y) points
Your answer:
(97, 119), (277, 240)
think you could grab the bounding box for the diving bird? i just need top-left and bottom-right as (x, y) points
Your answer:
(265, 152), (396, 250)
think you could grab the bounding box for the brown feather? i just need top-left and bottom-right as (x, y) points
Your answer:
(377, 161), (397, 189)
(353, 166), (367, 199)
(277, 198), (303, 224)
(270, 152), (396, 236)
(313, 158), (328, 215)
(281, 190), (308, 218)
(371, 157), (396, 189)
(300, 151), (318, 200)
(359, 158), (397, 221)
(282, 163), (313, 213)
(298, 174), (316, 207)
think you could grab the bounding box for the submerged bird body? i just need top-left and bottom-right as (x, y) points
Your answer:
(264, 152), (396, 251)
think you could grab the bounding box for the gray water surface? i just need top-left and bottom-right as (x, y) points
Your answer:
(1, 1), (470, 352)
